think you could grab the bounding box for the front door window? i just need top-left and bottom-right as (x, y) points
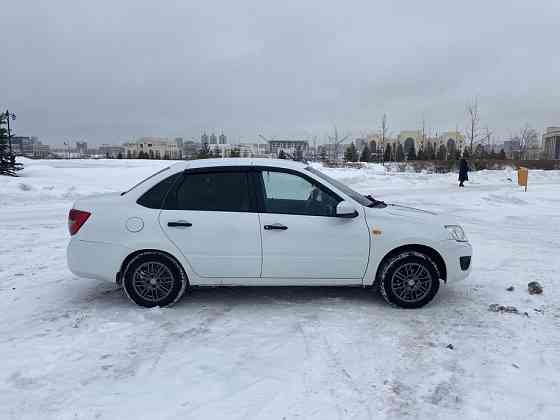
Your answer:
(261, 170), (340, 217)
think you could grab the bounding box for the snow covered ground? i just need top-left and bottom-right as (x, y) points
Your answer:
(1, 159), (559, 420)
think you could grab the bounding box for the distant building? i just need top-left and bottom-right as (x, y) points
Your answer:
(268, 140), (309, 159)
(503, 139), (521, 159)
(209, 133), (218, 144)
(10, 136), (36, 156)
(381, 130), (466, 159)
(182, 140), (200, 159)
(123, 137), (180, 159)
(219, 133), (227, 144)
(543, 127), (560, 159)
(174, 137), (184, 149)
(10, 136), (50, 158)
(365, 133), (383, 156)
(99, 144), (125, 158)
(32, 143), (51, 159)
(318, 143), (345, 162)
(76, 141), (88, 155)
(208, 143), (229, 157)
(396, 131), (422, 157)
(438, 131), (466, 155)
(201, 132), (209, 145)
(354, 138), (368, 151)
(525, 145), (543, 160)
(238, 143), (269, 158)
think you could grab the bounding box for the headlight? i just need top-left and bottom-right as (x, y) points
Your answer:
(445, 225), (468, 242)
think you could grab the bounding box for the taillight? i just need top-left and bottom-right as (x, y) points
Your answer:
(68, 209), (91, 236)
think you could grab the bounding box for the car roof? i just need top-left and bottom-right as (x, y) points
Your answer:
(169, 158), (307, 172)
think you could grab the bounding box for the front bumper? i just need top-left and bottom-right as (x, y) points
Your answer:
(438, 240), (473, 282)
(67, 238), (131, 282)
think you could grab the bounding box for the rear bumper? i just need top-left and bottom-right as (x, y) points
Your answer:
(67, 239), (131, 282)
(438, 240), (473, 282)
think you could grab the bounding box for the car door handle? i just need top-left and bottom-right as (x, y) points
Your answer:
(264, 223), (288, 231)
(168, 221), (192, 228)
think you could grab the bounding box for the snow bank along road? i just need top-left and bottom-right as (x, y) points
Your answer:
(1, 159), (559, 420)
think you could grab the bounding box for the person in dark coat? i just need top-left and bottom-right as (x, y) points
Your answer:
(458, 158), (469, 187)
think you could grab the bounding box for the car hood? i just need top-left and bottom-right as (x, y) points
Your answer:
(366, 202), (459, 227)
(385, 203), (438, 217)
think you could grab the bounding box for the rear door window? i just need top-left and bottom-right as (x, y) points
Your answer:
(164, 171), (252, 212)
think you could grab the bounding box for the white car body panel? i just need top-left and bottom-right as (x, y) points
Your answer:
(67, 158), (473, 289)
(362, 204), (472, 284)
(259, 210), (369, 283)
(158, 210), (261, 279)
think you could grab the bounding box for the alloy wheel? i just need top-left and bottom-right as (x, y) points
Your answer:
(132, 261), (175, 303)
(390, 262), (433, 303)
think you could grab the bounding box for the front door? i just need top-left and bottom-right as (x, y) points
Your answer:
(256, 169), (370, 284)
(158, 169), (261, 280)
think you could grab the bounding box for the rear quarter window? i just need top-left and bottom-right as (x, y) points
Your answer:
(122, 167), (170, 195)
(137, 173), (182, 209)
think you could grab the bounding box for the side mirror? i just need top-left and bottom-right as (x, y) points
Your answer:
(336, 201), (358, 218)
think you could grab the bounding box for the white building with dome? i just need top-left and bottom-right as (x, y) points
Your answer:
(366, 130), (466, 159)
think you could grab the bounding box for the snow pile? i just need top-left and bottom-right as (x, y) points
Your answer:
(0, 158), (171, 205)
(1, 159), (560, 419)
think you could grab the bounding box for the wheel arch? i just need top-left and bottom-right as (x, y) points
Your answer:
(117, 248), (189, 285)
(374, 244), (447, 286)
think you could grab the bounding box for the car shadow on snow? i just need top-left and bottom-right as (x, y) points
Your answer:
(75, 284), (388, 309)
(181, 286), (384, 307)
(74, 276), (473, 311)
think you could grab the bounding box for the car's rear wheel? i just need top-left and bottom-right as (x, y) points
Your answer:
(379, 251), (440, 309)
(122, 252), (187, 308)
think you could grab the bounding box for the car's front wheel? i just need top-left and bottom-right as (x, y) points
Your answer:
(379, 251), (440, 309)
(122, 252), (187, 308)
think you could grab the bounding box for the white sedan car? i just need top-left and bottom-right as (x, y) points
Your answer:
(67, 158), (472, 308)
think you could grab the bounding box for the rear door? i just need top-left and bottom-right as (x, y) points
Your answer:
(255, 168), (370, 284)
(158, 168), (261, 281)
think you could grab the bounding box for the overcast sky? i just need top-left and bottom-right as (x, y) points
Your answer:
(2, 1), (559, 145)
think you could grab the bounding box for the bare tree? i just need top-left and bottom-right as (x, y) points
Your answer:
(428, 128), (439, 160)
(421, 117), (427, 152)
(380, 114), (388, 165)
(328, 126), (350, 164)
(482, 126), (492, 147)
(515, 124), (539, 159)
(465, 98), (481, 153)
(311, 135), (318, 161)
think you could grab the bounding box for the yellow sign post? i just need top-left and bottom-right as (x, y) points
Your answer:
(517, 167), (528, 192)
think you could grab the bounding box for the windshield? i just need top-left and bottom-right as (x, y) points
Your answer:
(121, 167), (170, 195)
(305, 166), (375, 207)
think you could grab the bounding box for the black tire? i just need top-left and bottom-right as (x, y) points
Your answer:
(122, 252), (187, 308)
(378, 251), (440, 309)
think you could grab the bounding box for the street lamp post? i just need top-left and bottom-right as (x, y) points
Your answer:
(64, 141), (71, 159)
(4, 110), (16, 156)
